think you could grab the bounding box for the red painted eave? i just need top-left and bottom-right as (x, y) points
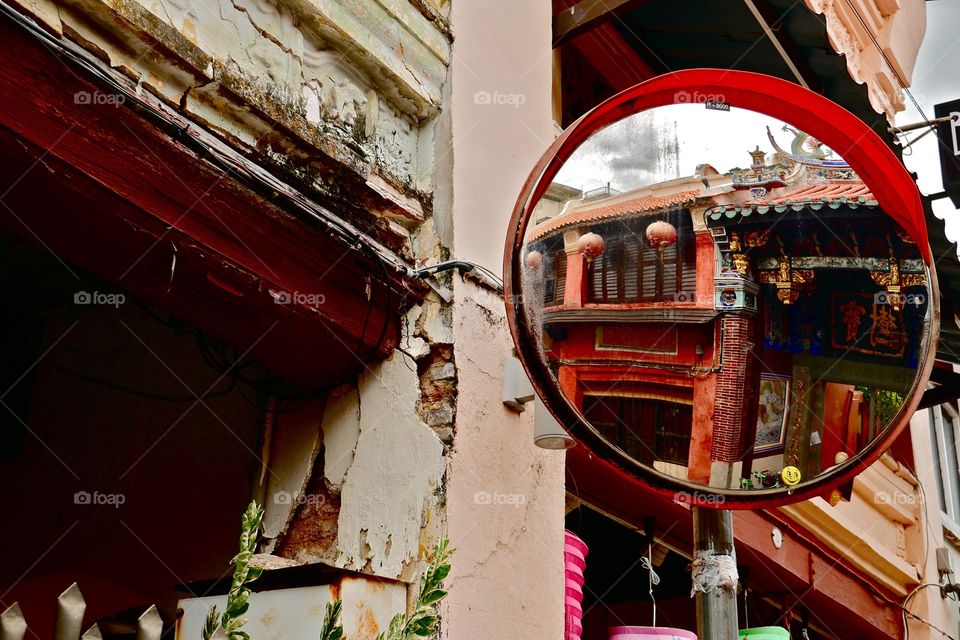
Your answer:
(529, 190), (701, 240)
(0, 15), (409, 389)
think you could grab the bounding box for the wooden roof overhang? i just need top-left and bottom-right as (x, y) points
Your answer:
(0, 9), (420, 389)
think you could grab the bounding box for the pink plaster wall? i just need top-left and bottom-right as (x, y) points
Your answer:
(443, 1), (566, 637)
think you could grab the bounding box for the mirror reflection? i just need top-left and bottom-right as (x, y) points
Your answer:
(520, 104), (932, 492)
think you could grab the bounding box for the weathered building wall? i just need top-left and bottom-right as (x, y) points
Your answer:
(15, 0), (451, 252)
(905, 410), (960, 639)
(275, 353), (447, 584)
(441, 0), (566, 638)
(10, 0), (464, 618)
(14, 0), (568, 633)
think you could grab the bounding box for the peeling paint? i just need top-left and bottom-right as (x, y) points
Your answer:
(322, 384), (361, 491)
(336, 352), (444, 578)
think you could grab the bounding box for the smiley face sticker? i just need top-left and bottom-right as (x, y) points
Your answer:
(781, 466), (802, 487)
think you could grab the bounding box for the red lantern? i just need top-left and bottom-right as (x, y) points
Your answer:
(525, 250), (543, 269)
(577, 232), (604, 261)
(645, 220), (678, 250)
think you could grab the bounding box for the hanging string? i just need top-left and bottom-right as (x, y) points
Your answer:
(640, 542), (660, 627)
(743, 584), (749, 629)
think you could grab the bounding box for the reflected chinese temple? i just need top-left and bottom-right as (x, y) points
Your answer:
(526, 128), (927, 492)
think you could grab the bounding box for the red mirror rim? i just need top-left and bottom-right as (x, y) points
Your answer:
(503, 69), (938, 509)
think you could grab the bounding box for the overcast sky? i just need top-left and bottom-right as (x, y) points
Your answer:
(554, 105), (814, 193)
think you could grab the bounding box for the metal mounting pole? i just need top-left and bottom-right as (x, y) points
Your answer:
(693, 507), (739, 640)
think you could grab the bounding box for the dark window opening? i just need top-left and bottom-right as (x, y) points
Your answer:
(582, 395), (692, 466)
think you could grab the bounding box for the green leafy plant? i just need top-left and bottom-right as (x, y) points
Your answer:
(319, 600), (344, 640)
(203, 501), (265, 640)
(320, 539), (453, 640)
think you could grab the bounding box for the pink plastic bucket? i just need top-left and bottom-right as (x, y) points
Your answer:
(565, 551), (587, 571)
(566, 573), (585, 589)
(565, 559), (584, 576)
(609, 627), (697, 640)
(565, 530), (589, 557)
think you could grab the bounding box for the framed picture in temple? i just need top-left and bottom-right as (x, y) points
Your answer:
(754, 373), (791, 454)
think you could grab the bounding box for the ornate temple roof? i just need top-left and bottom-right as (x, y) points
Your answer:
(528, 189), (702, 241)
(528, 127), (877, 241)
(746, 181), (874, 205)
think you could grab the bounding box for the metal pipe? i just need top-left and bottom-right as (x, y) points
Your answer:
(693, 508), (739, 640)
(742, 0), (809, 89)
(889, 115), (955, 135)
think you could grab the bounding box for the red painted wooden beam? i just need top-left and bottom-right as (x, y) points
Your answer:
(0, 15), (403, 388)
(569, 24), (658, 92)
(554, 0), (657, 91)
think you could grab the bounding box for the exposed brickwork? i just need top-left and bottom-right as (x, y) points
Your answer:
(276, 469), (342, 565)
(711, 315), (757, 463)
(418, 344), (457, 447)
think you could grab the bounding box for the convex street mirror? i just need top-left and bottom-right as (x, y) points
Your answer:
(504, 70), (938, 509)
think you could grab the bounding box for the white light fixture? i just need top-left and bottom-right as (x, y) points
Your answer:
(534, 396), (575, 450)
(503, 355), (535, 411)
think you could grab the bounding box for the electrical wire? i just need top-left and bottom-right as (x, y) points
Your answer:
(51, 363), (236, 401)
(841, 0), (951, 162)
(899, 583), (954, 640)
(901, 461), (934, 575)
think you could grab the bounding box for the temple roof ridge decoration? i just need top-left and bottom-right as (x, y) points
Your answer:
(766, 124), (852, 169)
(528, 127), (874, 241)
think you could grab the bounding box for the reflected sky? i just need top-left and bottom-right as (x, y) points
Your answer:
(554, 104), (823, 192)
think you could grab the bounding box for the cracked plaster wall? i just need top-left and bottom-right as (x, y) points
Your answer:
(334, 352), (444, 577)
(23, 0), (448, 223)
(278, 352), (446, 582)
(145, 0), (441, 192)
(443, 283), (565, 639)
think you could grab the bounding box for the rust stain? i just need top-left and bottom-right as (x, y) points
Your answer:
(181, 17), (198, 45)
(355, 603), (380, 640)
(259, 610), (278, 629)
(175, 608), (183, 638)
